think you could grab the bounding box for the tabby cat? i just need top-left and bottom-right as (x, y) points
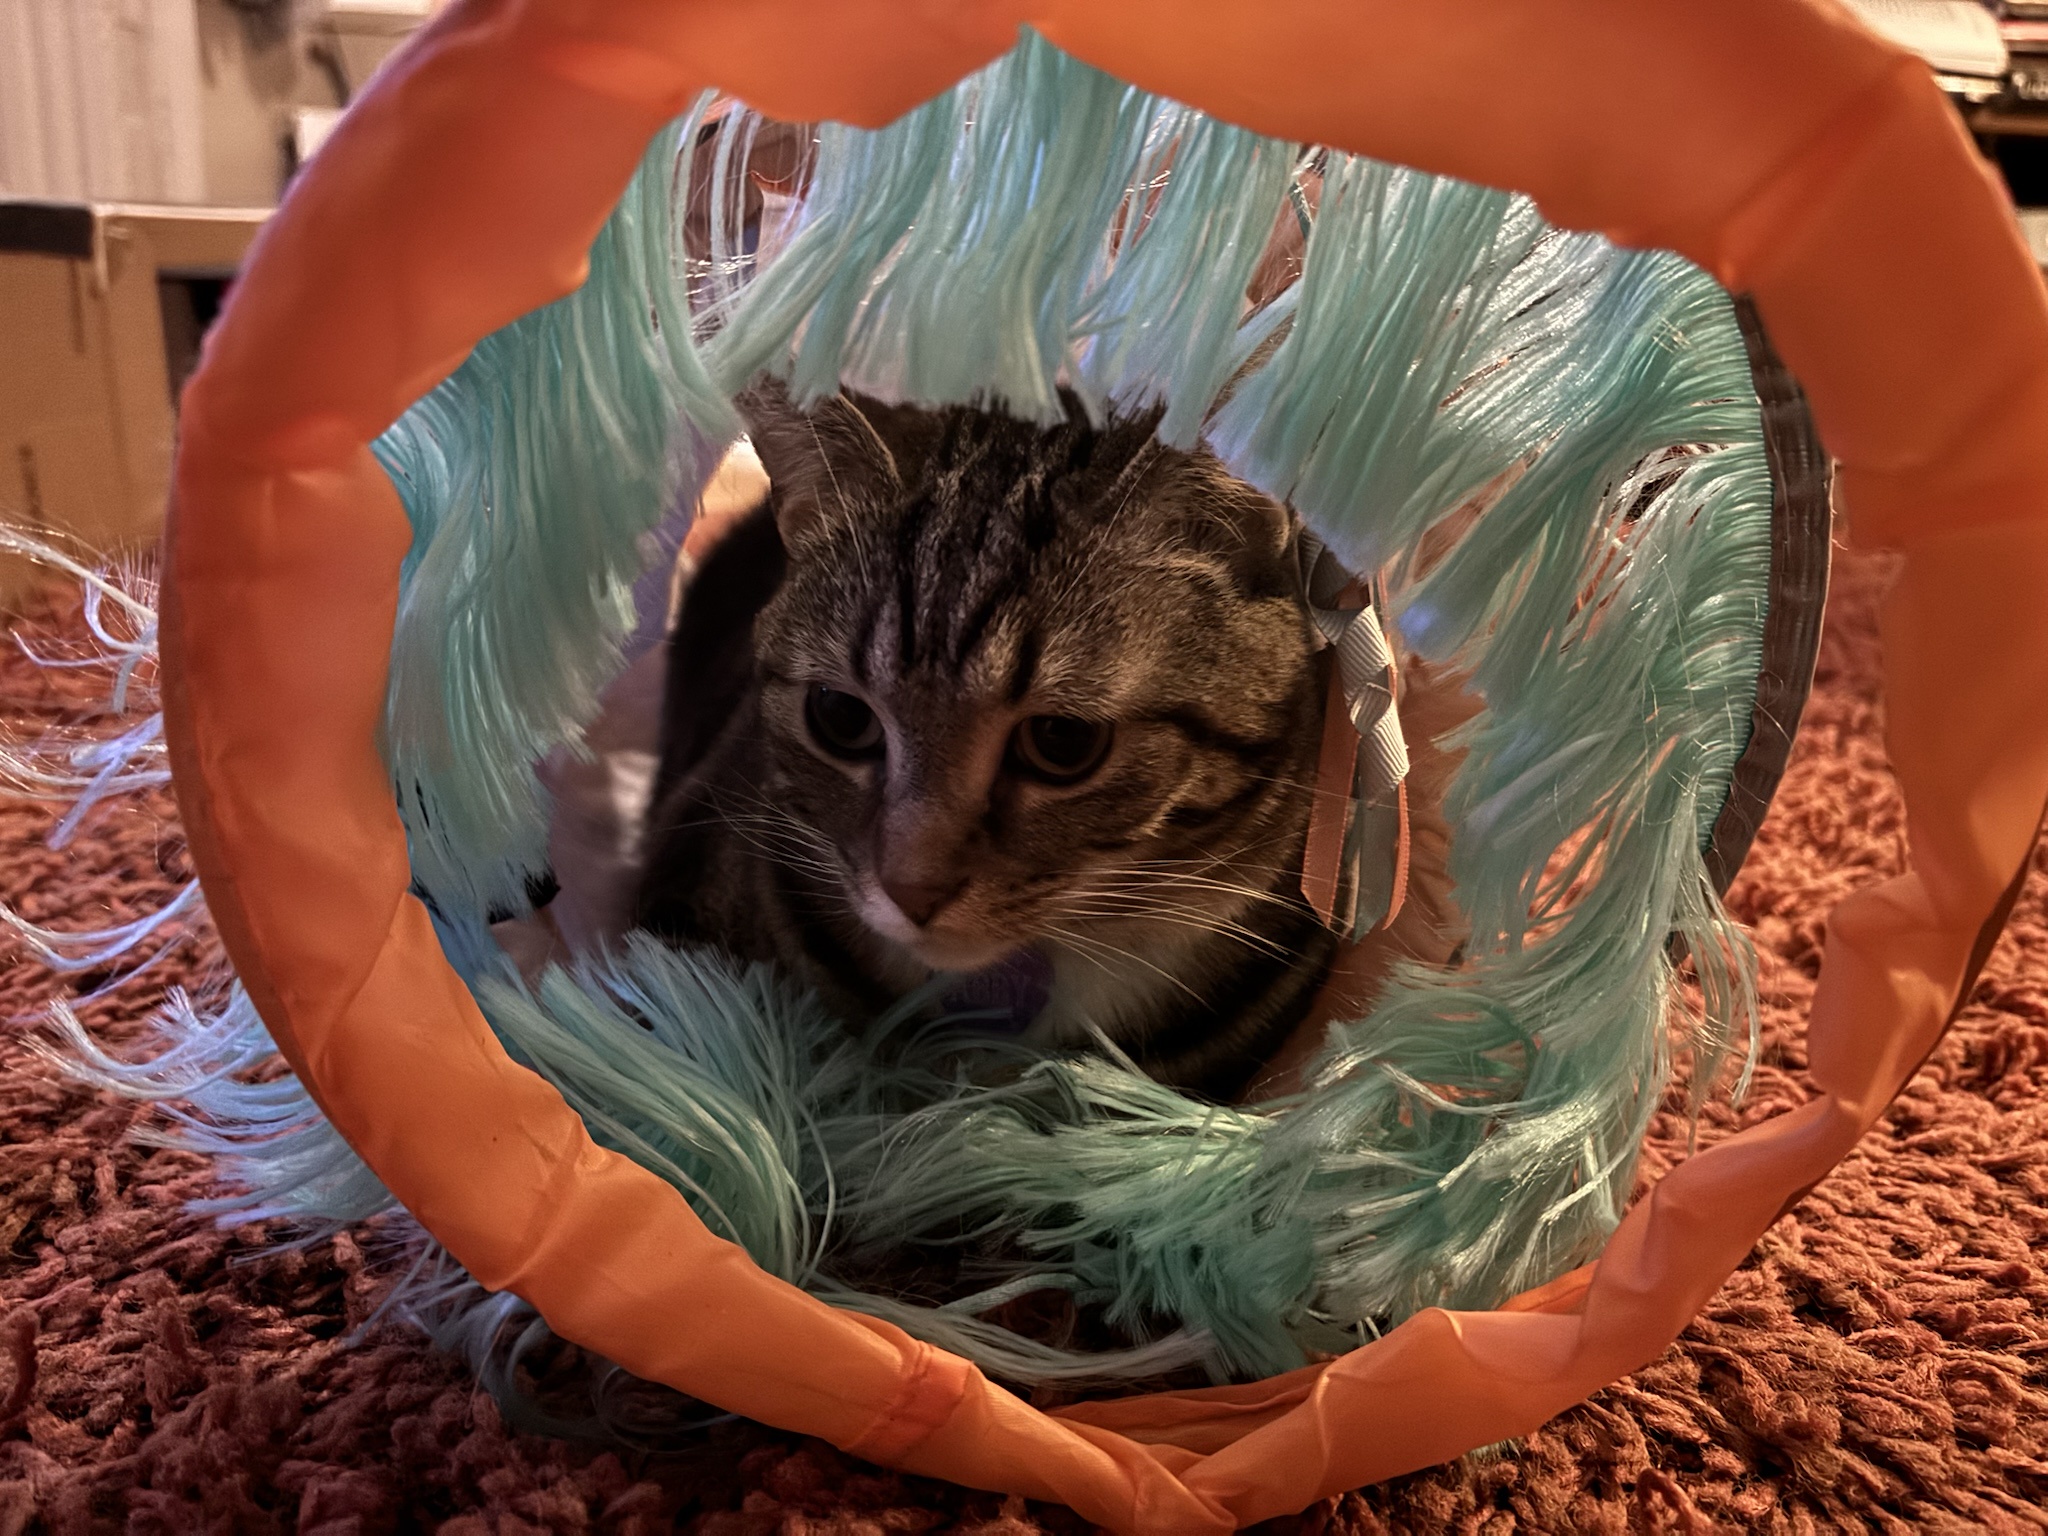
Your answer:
(634, 384), (1338, 1102)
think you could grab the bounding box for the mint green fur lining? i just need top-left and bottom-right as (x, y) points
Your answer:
(54, 35), (1771, 1394)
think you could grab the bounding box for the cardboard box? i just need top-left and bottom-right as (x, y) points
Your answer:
(1, 199), (265, 612)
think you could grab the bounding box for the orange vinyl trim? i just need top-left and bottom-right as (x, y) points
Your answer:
(160, 1), (2048, 1529)
(1384, 778), (1410, 929)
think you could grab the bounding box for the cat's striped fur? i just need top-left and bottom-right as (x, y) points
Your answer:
(634, 385), (1336, 1101)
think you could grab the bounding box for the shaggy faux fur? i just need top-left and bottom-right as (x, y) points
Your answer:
(2, 543), (2044, 1532)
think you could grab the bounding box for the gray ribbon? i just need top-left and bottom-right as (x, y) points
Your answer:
(1299, 530), (1409, 936)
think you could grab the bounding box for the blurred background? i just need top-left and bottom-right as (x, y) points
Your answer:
(1, 0), (2046, 610)
(0, 0), (431, 209)
(0, 0), (436, 607)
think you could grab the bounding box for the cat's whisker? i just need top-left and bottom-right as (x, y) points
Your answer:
(1043, 925), (1211, 1007)
(1052, 899), (1297, 963)
(1111, 851), (1330, 889)
(1084, 868), (1300, 912)
(705, 804), (851, 882)
(1061, 885), (1281, 923)
(1092, 871), (1289, 905)
(1060, 881), (1284, 927)
(722, 838), (843, 883)
(711, 792), (841, 847)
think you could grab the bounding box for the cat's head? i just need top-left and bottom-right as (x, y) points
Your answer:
(738, 383), (1325, 980)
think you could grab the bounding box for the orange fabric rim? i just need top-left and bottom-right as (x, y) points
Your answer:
(161, 3), (2048, 1530)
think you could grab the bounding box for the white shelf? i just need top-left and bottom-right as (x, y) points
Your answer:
(2019, 209), (2048, 269)
(325, 0), (435, 32)
(1841, 0), (2007, 80)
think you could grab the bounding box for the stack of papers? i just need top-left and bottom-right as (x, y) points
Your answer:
(1843, 0), (2009, 83)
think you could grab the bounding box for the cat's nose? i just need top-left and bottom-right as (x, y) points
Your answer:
(880, 873), (965, 927)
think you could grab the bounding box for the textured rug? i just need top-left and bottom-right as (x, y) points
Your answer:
(2, 541), (2044, 1535)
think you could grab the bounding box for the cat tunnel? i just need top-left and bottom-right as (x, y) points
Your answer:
(83, 0), (2048, 1530)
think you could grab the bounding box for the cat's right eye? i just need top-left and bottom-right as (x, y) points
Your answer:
(804, 684), (885, 760)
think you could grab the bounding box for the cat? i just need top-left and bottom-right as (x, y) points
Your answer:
(632, 383), (1344, 1103)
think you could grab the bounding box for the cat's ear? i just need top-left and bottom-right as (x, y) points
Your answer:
(839, 390), (947, 479)
(1154, 454), (1301, 598)
(736, 380), (904, 545)
(1203, 314), (1292, 425)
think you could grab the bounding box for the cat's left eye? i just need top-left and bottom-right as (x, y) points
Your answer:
(1010, 716), (1114, 785)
